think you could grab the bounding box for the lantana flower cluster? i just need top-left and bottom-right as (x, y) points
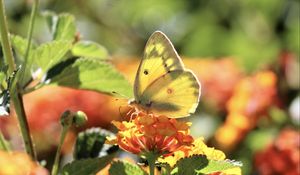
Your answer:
(108, 108), (241, 174)
(108, 110), (194, 156)
(255, 128), (300, 175)
(215, 71), (277, 150)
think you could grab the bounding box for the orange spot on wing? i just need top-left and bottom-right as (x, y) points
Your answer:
(167, 88), (173, 94)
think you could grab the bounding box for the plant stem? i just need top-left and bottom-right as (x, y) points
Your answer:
(21, 0), (39, 83)
(51, 117), (71, 175)
(0, 0), (36, 159)
(0, 0), (15, 73)
(145, 152), (159, 175)
(0, 132), (10, 151)
(13, 92), (36, 158)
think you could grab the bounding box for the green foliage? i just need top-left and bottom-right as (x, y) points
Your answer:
(10, 35), (36, 61)
(61, 154), (114, 175)
(74, 127), (118, 160)
(72, 41), (108, 60)
(51, 13), (76, 41)
(11, 36), (72, 86)
(32, 40), (72, 74)
(50, 58), (133, 97)
(172, 155), (208, 175)
(170, 155), (242, 175)
(109, 160), (147, 175)
(9, 12), (132, 97)
(196, 159), (242, 174)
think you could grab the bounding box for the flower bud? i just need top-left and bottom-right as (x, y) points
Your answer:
(73, 111), (87, 127)
(60, 110), (87, 127)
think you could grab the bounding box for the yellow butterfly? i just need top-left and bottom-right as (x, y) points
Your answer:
(130, 31), (201, 118)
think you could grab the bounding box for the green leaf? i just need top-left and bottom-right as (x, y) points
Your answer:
(53, 13), (76, 41)
(42, 11), (57, 33)
(171, 155), (242, 175)
(74, 127), (118, 160)
(196, 159), (242, 174)
(72, 41), (108, 60)
(50, 58), (133, 98)
(62, 154), (114, 175)
(109, 161), (147, 175)
(173, 155), (209, 175)
(10, 35), (36, 60)
(10, 35), (38, 87)
(33, 40), (72, 74)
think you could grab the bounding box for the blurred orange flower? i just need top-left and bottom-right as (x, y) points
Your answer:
(184, 58), (242, 111)
(255, 128), (300, 175)
(0, 151), (49, 175)
(215, 71), (278, 150)
(108, 110), (194, 156)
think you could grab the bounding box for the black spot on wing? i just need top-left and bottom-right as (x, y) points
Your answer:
(144, 70), (149, 75)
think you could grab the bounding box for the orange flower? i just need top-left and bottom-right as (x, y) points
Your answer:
(255, 128), (300, 175)
(0, 151), (49, 175)
(108, 110), (194, 156)
(216, 71), (278, 150)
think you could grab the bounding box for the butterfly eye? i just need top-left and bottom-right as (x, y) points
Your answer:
(143, 70), (149, 75)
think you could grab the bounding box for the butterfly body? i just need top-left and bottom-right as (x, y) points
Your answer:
(131, 31), (201, 118)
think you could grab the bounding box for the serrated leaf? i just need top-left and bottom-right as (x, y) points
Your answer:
(42, 11), (58, 33)
(109, 161), (147, 175)
(196, 159), (242, 175)
(10, 35), (36, 60)
(62, 154), (114, 175)
(173, 155), (208, 175)
(74, 127), (118, 160)
(53, 13), (76, 41)
(33, 40), (72, 74)
(50, 58), (133, 98)
(10, 35), (37, 86)
(72, 41), (108, 60)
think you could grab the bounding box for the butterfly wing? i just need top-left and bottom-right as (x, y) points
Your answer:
(134, 31), (184, 100)
(133, 31), (201, 118)
(137, 69), (200, 118)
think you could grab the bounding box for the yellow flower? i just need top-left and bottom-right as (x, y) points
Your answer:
(108, 110), (194, 156)
(159, 137), (225, 167)
(159, 138), (242, 175)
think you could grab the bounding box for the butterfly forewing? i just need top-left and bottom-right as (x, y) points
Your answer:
(134, 31), (184, 100)
(133, 31), (201, 118)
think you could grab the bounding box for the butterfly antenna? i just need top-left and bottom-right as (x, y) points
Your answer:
(111, 91), (129, 99)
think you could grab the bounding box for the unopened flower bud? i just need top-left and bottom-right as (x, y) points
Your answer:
(73, 111), (87, 127)
(60, 110), (87, 127)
